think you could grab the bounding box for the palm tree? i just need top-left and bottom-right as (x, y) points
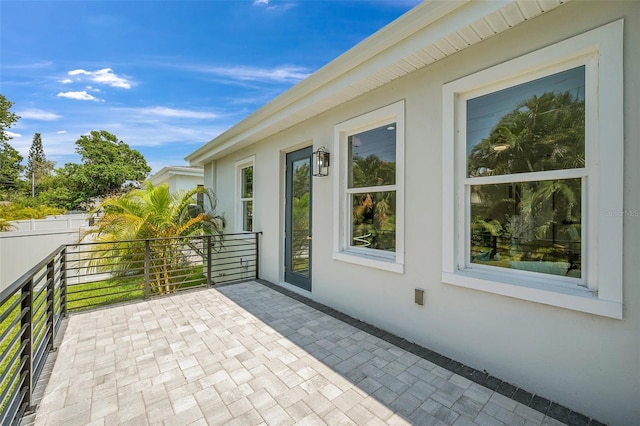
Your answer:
(80, 182), (225, 294)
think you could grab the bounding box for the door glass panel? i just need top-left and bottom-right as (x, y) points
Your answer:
(291, 158), (310, 276)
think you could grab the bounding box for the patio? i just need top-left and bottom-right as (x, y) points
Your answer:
(30, 280), (567, 425)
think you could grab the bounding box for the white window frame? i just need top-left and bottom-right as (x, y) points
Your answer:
(235, 156), (255, 233)
(442, 20), (623, 319)
(333, 100), (405, 273)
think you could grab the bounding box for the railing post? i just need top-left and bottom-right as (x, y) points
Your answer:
(255, 232), (260, 279)
(144, 240), (150, 299)
(46, 257), (56, 352)
(206, 235), (212, 286)
(20, 278), (34, 412)
(62, 247), (67, 317)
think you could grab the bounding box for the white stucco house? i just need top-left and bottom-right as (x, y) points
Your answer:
(186, 1), (639, 424)
(148, 165), (203, 193)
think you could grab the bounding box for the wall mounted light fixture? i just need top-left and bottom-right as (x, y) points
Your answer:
(313, 146), (330, 177)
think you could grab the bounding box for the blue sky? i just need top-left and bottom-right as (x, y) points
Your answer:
(1, 0), (421, 175)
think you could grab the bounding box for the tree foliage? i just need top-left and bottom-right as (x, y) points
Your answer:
(73, 130), (151, 199)
(81, 183), (225, 294)
(27, 133), (55, 194)
(0, 94), (23, 191)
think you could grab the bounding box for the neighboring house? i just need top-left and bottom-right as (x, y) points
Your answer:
(148, 165), (203, 193)
(186, 1), (638, 424)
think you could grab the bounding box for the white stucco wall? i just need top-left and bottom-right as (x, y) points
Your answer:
(205, 2), (639, 424)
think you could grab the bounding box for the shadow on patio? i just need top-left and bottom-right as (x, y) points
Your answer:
(27, 280), (574, 426)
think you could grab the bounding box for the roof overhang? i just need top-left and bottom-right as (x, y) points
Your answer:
(186, 0), (570, 165)
(149, 166), (204, 184)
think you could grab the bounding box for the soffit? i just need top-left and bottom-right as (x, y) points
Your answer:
(187, 0), (570, 165)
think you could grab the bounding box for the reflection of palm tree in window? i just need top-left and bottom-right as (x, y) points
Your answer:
(468, 91), (585, 177)
(468, 91), (584, 273)
(351, 155), (396, 251)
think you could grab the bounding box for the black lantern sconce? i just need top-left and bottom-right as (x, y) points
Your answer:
(313, 146), (330, 177)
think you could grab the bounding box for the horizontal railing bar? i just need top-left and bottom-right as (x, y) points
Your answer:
(214, 265), (257, 274)
(67, 279), (143, 292)
(0, 351), (28, 406)
(0, 338), (27, 387)
(66, 232), (258, 248)
(0, 376), (26, 426)
(0, 244), (66, 301)
(213, 248), (257, 256)
(0, 293), (26, 324)
(32, 293), (50, 319)
(213, 258), (256, 267)
(67, 288), (141, 305)
(33, 334), (51, 376)
(0, 309), (28, 345)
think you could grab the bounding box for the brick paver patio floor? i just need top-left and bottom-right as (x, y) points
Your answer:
(33, 281), (566, 425)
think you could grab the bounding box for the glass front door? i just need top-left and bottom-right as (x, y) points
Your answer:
(285, 147), (312, 291)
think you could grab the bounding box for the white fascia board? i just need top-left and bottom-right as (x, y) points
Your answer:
(150, 166), (203, 184)
(186, 0), (534, 166)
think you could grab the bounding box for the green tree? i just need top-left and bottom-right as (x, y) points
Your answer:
(74, 130), (151, 199)
(26, 132), (55, 195)
(80, 183), (225, 294)
(0, 95), (23, 191)
(37, 163), (85, 209)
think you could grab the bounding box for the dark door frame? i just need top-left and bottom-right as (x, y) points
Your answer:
(284, 146), (313, 291)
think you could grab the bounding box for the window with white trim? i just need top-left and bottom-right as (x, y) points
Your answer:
(442, 21), (623, 318)
(236, 157), (254, 232)
(334, 100), (405, 273)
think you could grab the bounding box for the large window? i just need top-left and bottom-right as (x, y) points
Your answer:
(442, 21), (623, 318)
(334, 101), (404, 273)
(236, 157), (254, 232)
(467, 66), (585, 279)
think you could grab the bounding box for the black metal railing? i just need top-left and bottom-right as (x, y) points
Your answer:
(0, 232), (260, 425)
(0, 246), (65, 426)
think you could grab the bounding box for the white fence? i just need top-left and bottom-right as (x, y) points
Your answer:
(0, 214), (93, 291)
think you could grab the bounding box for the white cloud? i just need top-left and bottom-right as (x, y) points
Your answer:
(6, 131), (22, 138)
(136, 107), (217, 119)
(253, 0), (295, 11)
(56, 91), (99, 101)
(17, 108), (61, 121)
(196, 65), (310, 83)
(67, 68), (132, 89)
(60, 78), (73, 84)
(56, 130), (67, 134)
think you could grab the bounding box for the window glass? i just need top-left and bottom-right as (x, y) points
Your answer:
(238, 163), (254, 232)
(243, 200), (253, 232)
(467, 66), (585, 177)
(351, 191), (396, 252)
(242, 166), (253, 198)
(463, 66), (586, 279)
(349, 124), (396, 188)
(470, 179), (581, 278)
